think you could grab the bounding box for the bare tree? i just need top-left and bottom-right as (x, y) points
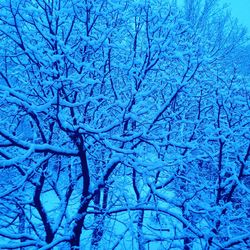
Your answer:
(0, 0), (249, 249)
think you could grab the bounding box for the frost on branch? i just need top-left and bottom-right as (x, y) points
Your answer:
(0, 0), (249, 249)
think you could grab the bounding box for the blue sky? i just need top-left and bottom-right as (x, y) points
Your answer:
(176, 0), (250, 33)
(225, 0), (250, 32)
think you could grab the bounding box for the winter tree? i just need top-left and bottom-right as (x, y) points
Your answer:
(0, 0), (249, 249)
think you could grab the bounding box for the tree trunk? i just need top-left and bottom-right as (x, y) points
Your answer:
(18, 209), (25, 250)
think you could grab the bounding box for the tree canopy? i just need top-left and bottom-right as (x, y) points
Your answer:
(0, 0), (249, 249)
